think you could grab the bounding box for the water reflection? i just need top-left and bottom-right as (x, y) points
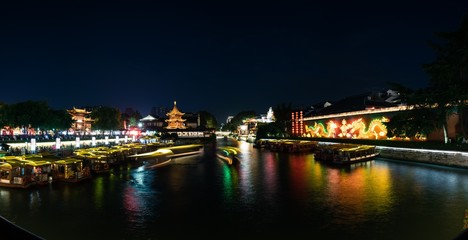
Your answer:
(325, 161), (394, 225)
(262, 151), (278, 203)
(221, 163), (238, 201)
(0, 140), (467, 240)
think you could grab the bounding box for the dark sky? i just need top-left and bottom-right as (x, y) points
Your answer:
(1, 1), (467, 122)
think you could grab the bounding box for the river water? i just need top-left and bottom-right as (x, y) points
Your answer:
(0, 138), (467, 240)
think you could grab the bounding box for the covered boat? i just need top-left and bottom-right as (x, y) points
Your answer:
(0, 160), (35, 188)
(314, 143), (379, 165)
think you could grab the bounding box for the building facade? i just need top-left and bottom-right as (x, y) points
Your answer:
(68, 107), (93, 134)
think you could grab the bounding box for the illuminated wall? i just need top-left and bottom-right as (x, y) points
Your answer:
(303, 115), (391, 140)
(300, 105), (461, 141)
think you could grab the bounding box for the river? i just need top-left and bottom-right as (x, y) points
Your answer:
(0, 138), (467, 239)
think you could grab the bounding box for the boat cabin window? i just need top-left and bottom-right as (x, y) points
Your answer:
(0, 170), (10, 180)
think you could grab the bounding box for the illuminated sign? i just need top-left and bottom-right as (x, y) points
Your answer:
(176, 131), (206, 138)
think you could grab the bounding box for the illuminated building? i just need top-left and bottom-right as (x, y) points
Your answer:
(68, 107), (93, 134)
(238, 107), (276, 135)
(298, 90), (461, 142)
(165, 101), (187, 129)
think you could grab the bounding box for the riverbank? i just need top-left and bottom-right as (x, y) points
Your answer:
(255, 138), (468, 169)
(314, 140), (468, 169)
(376, 145), (468, 169)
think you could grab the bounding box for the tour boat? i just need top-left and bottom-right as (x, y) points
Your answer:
(127, 144), (204, 168)
(50, 157), (91, 183)
(255, 139), (317, 153)
(73, 149), (114, 174)
(0, 160), (36, 188)
(28, 159), (53, 185)
(24, 153), (92, 183)
(314, 143), (379, 165)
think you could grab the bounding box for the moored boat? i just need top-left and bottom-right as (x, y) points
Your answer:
(254, 139), (318, 153)
(50, 157), (91, 183)
(0, 160), (36, 188)
(314, 143), (379, 165)
(73, 149), (113, 174)
(25, 153), (92, 182)
(27, 159), (53, 185)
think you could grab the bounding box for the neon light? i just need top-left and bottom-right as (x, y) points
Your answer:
(305, 117), (388, 139)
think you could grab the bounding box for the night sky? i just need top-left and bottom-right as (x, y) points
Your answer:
(1, 1), (467, 122)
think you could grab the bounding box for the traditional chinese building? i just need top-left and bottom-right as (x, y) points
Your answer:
(238, 107), (276, 135)
(165, 101), (187, 129)
(68, 107), (93, 134)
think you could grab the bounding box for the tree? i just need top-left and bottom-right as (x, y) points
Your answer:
(91, 106), (122, 133)
(273, 102), (293, 135)
(45, 109), (74, 133)
(198, 110), (218, 129)
(421, 15), (468, 142)
(256, 122), (287, 139)
(121, 107), (142, 128)
(0, 102), (8, 127)
(0, 101), (74, 135)
(386, 108), (442, 140)
(223, 111), (256, 132)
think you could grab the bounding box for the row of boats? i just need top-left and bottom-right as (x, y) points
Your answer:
(313, 143), (379, 165)
(253, 139), (379, 165)
(0, 142), (204, 189)
(253, 139), (318, 153)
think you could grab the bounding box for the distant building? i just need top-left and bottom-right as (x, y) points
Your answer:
(165, 101), (187, 129)
(238, 107), (276, 135)
(139, 101), (201, 132)
(68, 107), (93, 134)
(140, 114), (164, 130)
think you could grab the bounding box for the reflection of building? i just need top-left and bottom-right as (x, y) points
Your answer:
(165, 101), (187, 129)
(68, 107), (93, 134)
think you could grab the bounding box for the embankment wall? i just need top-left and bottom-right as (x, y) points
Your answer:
(377, 146), (468, 169)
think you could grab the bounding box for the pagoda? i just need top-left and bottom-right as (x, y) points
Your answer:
(165, 101), (187, 129)
(68, 107), (94, 133)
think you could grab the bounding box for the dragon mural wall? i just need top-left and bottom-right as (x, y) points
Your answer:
(304, 117), (389, 139)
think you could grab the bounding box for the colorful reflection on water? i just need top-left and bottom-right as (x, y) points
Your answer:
(0, 139), (467, 240)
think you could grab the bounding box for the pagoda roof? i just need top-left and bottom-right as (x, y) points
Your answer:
(68, 107), (91, 114)
(167, 101), (185, 116)
(140, 115), (157, 121)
